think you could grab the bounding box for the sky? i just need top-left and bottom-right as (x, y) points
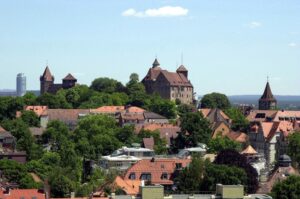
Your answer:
(0, 0), (299, 95)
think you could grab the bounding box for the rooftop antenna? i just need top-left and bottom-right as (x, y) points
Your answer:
(181, 52), (183, 65)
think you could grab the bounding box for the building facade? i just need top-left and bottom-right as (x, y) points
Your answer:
(259, 81), (277, 110)
(142, 59), (194, 104)
(40, 66), (77, 94)
(16, 73), (26, 96)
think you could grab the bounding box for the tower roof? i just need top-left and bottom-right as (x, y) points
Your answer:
(41, 66), (54, 81)
(260, 82), (276, 100)
(63, 73), (77, 81)
(152, 58), (160, 68)
(176, 65), (188, 72)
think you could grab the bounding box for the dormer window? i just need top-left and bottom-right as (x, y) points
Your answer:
(129, 173), (136, 180)
(140, 173), (151, 181)
(161, 173), (168, 180)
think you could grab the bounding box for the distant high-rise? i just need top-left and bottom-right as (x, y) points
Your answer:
(16, 73), (26, 96)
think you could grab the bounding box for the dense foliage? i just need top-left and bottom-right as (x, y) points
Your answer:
(271, 175), (300, 199)
(207, 135), (242, 153)
(214, 149), (259, 193)
(175, 155), (247, 194)
(200, 92), (231, 110)
(172, 112), (211, 151)
(287, 132), (300, 168)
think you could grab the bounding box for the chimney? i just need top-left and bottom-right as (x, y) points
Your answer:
(71, 192), (75, 198)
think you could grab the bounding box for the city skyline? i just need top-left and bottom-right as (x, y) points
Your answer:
(0, 0), (299, 95)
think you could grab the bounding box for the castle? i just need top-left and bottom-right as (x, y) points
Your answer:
(142, 59), (194, 104)
(40, 66), (77, 94)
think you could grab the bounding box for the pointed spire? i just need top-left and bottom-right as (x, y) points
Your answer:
(152, 58), (160, 68)
(260, 81), (275, 100)
(40, 66), (54, 81)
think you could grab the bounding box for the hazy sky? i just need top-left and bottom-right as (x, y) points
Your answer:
(0, 0), (299, 95)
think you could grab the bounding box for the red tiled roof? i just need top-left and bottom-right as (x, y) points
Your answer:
(159, 70), (192, 86)
(124, 159), (190, 185)
(24, 106), (48, 117)
(92, 106), (125, 114)
(43, 109), (90, 122)
(0, 189), (46, 199)
(113, 176), (141, 195)
(176, 65), (188, 72)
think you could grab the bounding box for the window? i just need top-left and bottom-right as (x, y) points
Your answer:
(255, 113), (266, 118)
(129, 173), (136, 180)
(140, 173), (151, 181)
(161, 173), (168, 180)
(176, 163), (182, 169)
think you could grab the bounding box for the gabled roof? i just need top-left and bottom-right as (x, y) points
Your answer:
(40, 66), (54, 81)
(176, 65), (188, 72)
(24, 106), (48, 117)
(158, 70), (192, 86)
(113, 176), (141, 195)
(63, 73), (77, 81)
(124, 158), (191, 185)
(0, 189), (46, 199)
(260, 82), (276, 101)
(241, 145), (257, 155)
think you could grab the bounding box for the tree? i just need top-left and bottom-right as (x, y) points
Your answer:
(177, 112), (212, 148)
(201, 93), (231, 109)
(20, 110), (40, 127)
(271, 175), (300, 199)
(224, 107), (249, 132)
(0, 159), (39, 189)
(138, 129), (168, 155)
(202, 163), (247, 191)
(0, 96), (24, 120)
(146, 95), (177, 119)
(207, 135), (242, 153)
(287, 132), (300, 168)
(214, 149), (258, 193)
(175, 155), (205, 193)
(49, 171), (75, 198)
(90, 77), (124, 93)
(177, 104), (196, 117)
(37, 92), (71, 109)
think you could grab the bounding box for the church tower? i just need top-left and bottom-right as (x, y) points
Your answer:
(259, 81), (277, 110)
(40, 66), (54, 94)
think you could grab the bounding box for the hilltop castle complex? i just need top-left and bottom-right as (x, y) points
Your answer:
(142, 59), (194, 104)
(40, 66), (77, 94)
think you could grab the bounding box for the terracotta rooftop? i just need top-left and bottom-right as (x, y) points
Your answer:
(124, 158), (190, 185)
(0, 189), (46, 199)
(159, 70), (192, 86)
(258, 121), (295, 141)
(24, 106), (48, 117)
(92, 106), (125, 114)
(113, 176), (141, 195)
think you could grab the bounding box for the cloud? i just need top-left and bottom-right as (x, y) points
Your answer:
(122, 6), (188, 18)
(288, 42), (297, 47)
(247, 21), (262, 29)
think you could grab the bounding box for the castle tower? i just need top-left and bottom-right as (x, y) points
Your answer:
(40, 66), (54, 94)
(176, 65), (188, 78)
(259, 81), (277, 110)
(62, 73), (77, 89)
